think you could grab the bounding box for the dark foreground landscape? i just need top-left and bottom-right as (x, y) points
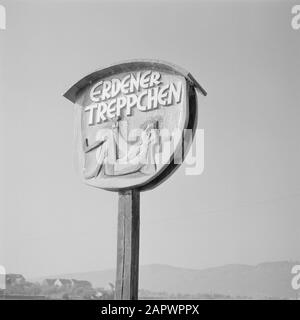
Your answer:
(1, 261), (298, 300)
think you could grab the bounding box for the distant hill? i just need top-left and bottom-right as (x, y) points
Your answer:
(33, 261), (300, 299)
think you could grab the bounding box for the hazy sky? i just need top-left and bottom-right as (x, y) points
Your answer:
(0, 0), (299, 278)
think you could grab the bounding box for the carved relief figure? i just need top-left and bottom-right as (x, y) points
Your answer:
(83, 119), (161, 179)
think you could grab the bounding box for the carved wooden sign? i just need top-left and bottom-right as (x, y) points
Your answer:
(63, 60), (206, 300)
(64, 60), (206, 192)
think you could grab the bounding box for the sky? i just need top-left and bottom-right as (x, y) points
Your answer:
(0, 0), (299, 278)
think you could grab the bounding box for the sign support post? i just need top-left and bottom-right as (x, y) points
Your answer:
(115, 189), (140, 300)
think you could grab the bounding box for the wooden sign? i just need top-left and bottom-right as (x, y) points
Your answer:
(64, 60), (206, 191)
(63, 60), (206, 299)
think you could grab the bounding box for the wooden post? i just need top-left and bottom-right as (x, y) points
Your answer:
(115, 189), (140, 300)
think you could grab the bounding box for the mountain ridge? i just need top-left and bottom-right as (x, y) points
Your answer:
(31, 261), (300, 299)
